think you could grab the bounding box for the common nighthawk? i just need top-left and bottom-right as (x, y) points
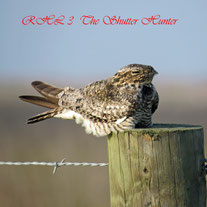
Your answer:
(19, 64), (159, 137)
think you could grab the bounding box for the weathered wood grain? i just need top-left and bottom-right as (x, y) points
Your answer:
(107, 124), (206, 207)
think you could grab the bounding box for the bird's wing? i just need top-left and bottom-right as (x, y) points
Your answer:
(19, 81), (65, 124)
(31, 81), (63, 104)
(54, 80), (137, 136)
(72, 80), (137, 124)
(19, 81), (63, 108)
(19, 95), (57, 109)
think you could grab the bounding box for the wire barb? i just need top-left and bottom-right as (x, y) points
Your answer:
(53, 158), (66, 174)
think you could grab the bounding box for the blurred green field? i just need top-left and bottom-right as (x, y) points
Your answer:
(0, 80), (206, 207)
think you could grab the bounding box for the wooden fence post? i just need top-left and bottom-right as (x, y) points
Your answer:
(107, 124), (206, 207)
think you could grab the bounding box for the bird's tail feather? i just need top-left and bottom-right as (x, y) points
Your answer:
(27, 109), (59, 124)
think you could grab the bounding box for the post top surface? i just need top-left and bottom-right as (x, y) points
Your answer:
(130, 123), (203, 133)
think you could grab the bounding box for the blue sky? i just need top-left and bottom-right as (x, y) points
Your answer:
(1, 0), (207, 84)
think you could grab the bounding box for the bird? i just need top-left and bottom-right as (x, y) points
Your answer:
(19, 64), (159, 137)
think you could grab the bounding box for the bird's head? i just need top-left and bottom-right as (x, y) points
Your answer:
(112, 64), (158, 86)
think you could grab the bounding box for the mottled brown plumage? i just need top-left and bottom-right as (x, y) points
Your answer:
(19, 64), (159, 137)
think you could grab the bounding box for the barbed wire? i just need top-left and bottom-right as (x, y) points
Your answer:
(0, 159), (108, 174)
(1, 159), (206, 174)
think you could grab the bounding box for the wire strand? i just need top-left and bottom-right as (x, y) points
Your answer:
(0, 161), (108, 167)
(0, 160), (108, 174)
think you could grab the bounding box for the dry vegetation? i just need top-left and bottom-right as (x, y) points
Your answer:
(0, 79), (206, 207)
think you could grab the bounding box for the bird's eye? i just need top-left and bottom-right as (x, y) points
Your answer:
(132, 71), (140, 74)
